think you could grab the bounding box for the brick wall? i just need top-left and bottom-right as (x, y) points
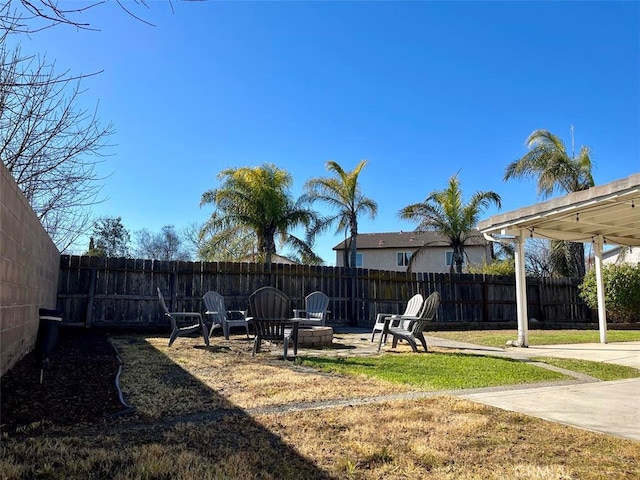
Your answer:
(1, 161), (60, 376)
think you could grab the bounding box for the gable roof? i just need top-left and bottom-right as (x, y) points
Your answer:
(333, 231), (489, 250)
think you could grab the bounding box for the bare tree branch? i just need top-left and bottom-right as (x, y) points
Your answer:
(1, 0), (165, 34)
(0, 43), (114, 251)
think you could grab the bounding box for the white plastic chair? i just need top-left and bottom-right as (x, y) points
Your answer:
(379, 291), (441, 353)
(370, 293), (423, 342)
(203, 290), (251, 340)
(157, 287), (209, 347)
(293, 291), (330, 327)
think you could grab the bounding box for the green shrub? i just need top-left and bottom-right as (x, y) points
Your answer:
(468, 260), (515, 276)
(579, 263), (640, 323)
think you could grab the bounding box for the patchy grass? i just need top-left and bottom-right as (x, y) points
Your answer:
(2, 334), (640, 480)
(2, 396), (639, 479)
(296, 353), (568, 389)
(429, 329), (640, 347)
(261, 397), (640, 480)
(112, 336), (411, 418)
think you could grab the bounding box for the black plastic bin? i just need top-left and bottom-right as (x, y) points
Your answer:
(36, 308), (63, 369)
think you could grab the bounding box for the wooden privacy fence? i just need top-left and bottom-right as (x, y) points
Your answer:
(57, 255), (595, 330)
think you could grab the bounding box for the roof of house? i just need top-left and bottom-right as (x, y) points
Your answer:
(240, 253), (299, 264)
(332, 231), (488, 250)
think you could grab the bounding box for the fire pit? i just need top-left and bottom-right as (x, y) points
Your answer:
(297, 326), (333, 348)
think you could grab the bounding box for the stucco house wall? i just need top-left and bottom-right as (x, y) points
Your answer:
(334, 231), (492, 273)
(1, 161), (60, 376)
(603, 246), (640, 265)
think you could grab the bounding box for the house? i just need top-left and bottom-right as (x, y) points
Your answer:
(603, 246), (640, 265)
(241, 253), (299, 265)
(332, 231), (493, 273)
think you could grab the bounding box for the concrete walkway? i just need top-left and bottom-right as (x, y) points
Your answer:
(459, 377), (640, 441)
(506, 341), (640, 369)
(305, 329), (640, 441)
(444, 339), (640, 441)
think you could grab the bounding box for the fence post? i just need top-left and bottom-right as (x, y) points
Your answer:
(482, 276), (489, 323)
(170, 263), (178, 311)
(85, 268), (97, 328)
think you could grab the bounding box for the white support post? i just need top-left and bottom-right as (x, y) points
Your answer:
(593, 235), (608, 344)
(514, 229), (529, 347)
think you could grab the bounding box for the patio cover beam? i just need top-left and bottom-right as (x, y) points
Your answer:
(478, 174), (640, 346)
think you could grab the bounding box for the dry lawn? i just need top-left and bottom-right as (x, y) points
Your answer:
(113, 336), (410, 417)
(110, 335), (640, 479)
(2, 334), (638, 479)
(258, 397), (640, 480)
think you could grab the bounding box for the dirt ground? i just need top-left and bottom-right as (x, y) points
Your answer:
(0, 328), (128, 436)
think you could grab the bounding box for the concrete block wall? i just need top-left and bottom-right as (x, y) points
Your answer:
(1, 161), (60, 376)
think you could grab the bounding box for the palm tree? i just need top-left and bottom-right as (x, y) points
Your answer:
(303, 160), (377, 327)
(504, 129), (595, 277)
(302, 160), (378, 268)
(199, 163), (321, 265)
(399, 174), (501, 274)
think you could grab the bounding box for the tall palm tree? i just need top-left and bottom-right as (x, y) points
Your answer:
(302, 160), (378, 268)
(303, 160), (377, 327)
(399, 174), (501, 274)
(504, 129), (595, 277)
(200, 163), (321, 265)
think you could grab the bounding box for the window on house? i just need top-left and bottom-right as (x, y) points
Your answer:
(356, 252), (363, 267)
(396, 251), (412, 267)
(445, 250), (466, 267)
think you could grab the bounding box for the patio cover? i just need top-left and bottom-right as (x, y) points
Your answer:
(478, 173), (640, 346)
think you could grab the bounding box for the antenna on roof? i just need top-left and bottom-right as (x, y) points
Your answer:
(570, 124), (575, 159)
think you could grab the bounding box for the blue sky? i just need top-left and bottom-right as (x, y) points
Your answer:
(14, 1), (640, 264)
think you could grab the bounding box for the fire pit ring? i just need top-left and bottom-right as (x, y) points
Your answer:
(297, 326), (333, 348)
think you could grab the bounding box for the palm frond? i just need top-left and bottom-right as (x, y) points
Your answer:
(505, 129), (595, 198)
